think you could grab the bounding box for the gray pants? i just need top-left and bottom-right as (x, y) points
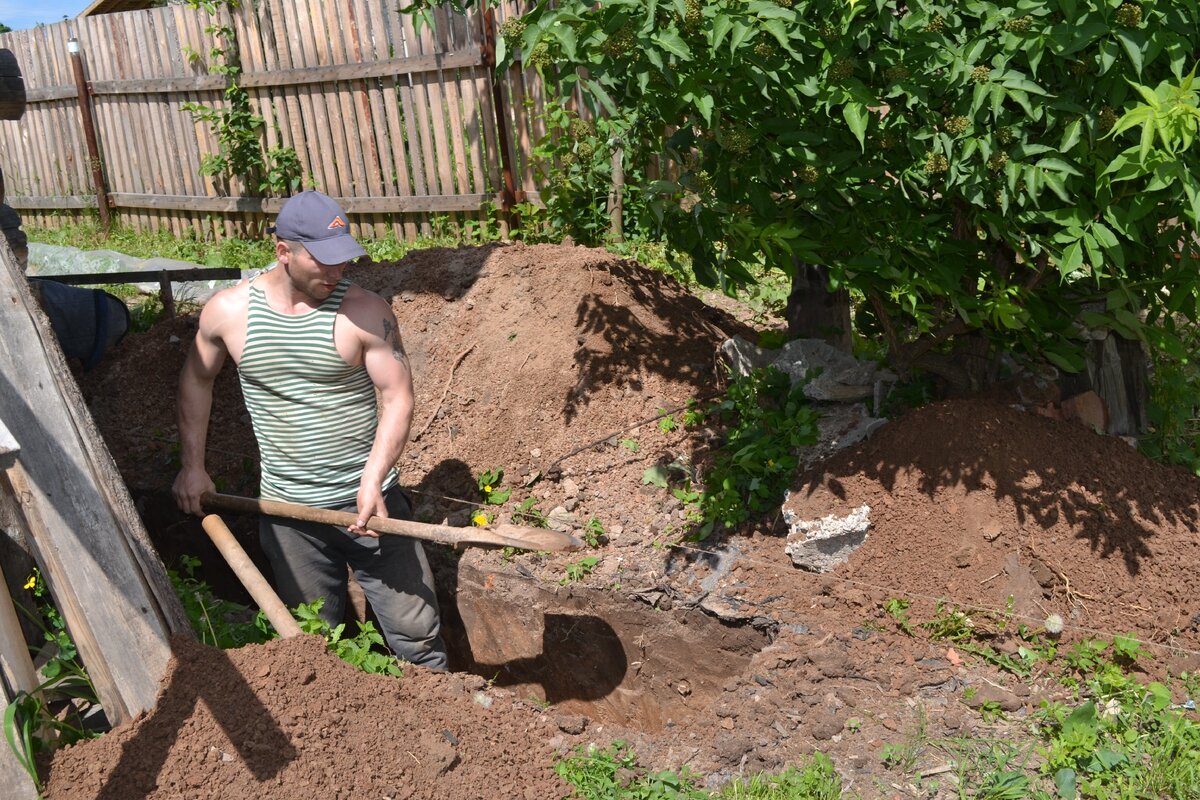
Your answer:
(259, 486), (448, 670)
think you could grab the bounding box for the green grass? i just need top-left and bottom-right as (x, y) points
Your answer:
(27, 220), (278, 271)
(554, 743), (843, 799)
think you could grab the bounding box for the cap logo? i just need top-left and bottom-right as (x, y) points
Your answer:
(328, 216), (346, 230)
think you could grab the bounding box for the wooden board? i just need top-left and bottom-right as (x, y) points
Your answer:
(0, 233), (190, 727)
(0, 683), (38, 800)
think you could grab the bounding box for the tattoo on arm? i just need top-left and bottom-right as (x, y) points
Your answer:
(381, 318), (408, 363)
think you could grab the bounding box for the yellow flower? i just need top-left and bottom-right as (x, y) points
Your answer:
(472, 513), (488, 527)
(484, 485), (493, 493)
(23, 575), (36, 590)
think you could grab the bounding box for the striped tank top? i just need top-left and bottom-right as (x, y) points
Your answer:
(239, 276), (398, 507)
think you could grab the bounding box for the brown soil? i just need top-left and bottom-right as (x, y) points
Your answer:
(47, 241), (1200, 798)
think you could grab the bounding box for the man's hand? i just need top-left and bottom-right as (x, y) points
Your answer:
(349, 483), (387, 538)
(173, 467), (216, 517)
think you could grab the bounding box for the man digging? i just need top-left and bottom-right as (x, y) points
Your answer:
(173, 190), (448, 671)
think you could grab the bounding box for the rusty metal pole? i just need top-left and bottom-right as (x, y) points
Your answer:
(481, 6), (521, 233)
(67, 36), (111, 232)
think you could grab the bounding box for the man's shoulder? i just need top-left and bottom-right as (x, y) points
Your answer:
(199, 280), (251, 328)
(340, 282), (392, 315)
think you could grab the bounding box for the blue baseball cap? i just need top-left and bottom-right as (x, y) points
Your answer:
(270, 191), (367, 265)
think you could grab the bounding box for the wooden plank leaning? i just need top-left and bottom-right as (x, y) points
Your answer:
(0, 420), (39, 800)
(0, 236), (191, 728)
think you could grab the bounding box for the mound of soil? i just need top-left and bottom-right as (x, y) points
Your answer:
(54, 241), (1200, 797)
(789, 398), (1200, 643)
(43, 634), (570, 800)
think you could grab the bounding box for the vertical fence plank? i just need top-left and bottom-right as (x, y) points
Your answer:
(376, 3), (419, 241)
(271, 0), (312, 202)
(344, 0), (386, 239)
(161, 5), (204, 238)
(326, 0), (372, 235)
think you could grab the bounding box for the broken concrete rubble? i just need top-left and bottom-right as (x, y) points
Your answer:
(783, 504), (871, 573)
(721, 336), (896, 403)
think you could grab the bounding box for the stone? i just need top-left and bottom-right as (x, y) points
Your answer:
(720, 335), (775, 376)
(783, 505), (871, 573)
(562, 478), (579, 498)
(1062, 390), (1108, 433)
(547, 506), (578, 532)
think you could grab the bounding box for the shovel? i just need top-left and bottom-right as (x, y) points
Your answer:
(201, 492), (584, 552)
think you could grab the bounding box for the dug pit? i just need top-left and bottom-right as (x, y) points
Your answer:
(439, 562), (771, 731)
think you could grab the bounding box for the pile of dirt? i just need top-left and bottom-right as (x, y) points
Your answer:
(788, 398), (1200, 644)
(43, 634), (573, 799)
(57, 241), (1200, 795)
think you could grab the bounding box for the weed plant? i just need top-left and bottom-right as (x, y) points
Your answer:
(512, 497), (550, 528)
(555, 742), (842, 799)
(5, 570), (103, 792)
(878, 597), (1200, 797)
(683, 367), (818, 540)
(168, 555), (273, 648)
(291, 599), (404, 678)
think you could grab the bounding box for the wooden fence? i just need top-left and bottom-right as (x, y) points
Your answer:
(0, 0), (549, 242)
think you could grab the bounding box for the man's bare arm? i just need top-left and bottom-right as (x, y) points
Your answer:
(352, 296), (415, 535)
(172, 296), (232, 515)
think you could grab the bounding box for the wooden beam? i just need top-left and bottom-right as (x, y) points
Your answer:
(5, 195), (97, 210)
(36, 267), (243, 286)
(0, 239), (190, 727)
(0, 680), (38, 800)
(10, 192), (498, 214)
(22, 47), (484, 103)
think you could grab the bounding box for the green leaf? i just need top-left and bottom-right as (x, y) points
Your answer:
(688, 92), (715, 125)
(1054, 768), (1077, 799)
(1042, 171), (1071, 203)
(1115, 29), (1146, 76)
(1045, 348), (1084, 373)
(762, 18), (791, 49)
(1058, 241), (1083, 276)
(711, 13), (733, 50)
(584, 78), (619, 115)
(843, 102), (869, 151)
(642, 465), (669, 488)
(1059, 119), (1083, 153)
(1000, 75), (1048, 96)
(1036, 157), (1082, 177)
(729, 21), (754, 54)
(653, 30), (692, 60)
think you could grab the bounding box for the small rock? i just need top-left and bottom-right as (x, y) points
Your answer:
(562, 478), (579, 498)
(400, 290), (416, 302)
(556, 714), (587, 735)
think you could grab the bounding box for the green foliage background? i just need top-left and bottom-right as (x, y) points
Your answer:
(418, 0), (1200, 377)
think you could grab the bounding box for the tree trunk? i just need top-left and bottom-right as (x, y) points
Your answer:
(785, 259), (852, 352)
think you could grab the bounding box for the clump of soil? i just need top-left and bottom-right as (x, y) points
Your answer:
(58, 241), (1200, 796)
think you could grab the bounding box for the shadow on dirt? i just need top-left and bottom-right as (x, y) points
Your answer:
(85, 636), (296, 799)
(567, 261), (755, 424)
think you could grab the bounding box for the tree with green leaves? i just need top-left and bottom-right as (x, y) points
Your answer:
(413, 0), (1199, 388)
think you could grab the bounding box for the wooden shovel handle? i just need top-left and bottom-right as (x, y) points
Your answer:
(201, 492), (583, 552)
(201, 514), (302, 638)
